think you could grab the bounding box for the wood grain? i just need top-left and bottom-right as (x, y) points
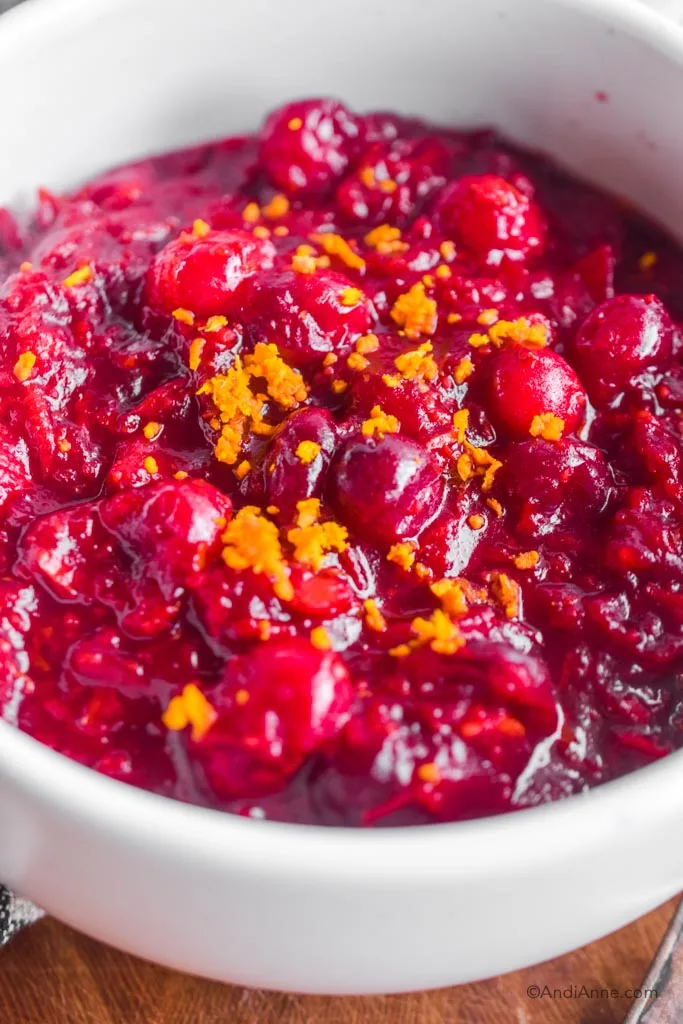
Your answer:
(0, 899), (676, 1024)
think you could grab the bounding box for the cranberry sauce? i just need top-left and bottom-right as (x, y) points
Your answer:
(1, 99), (682, 826)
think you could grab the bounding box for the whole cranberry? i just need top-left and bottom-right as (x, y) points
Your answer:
(486, 346), (586, 438)
(497, 438), (612, 528)
(262, 407), (338, 521)
(571, 294), (675, 403)
(439, 174), (546, 265)
(259, 99), (362, 195)
(195, 637), (354, 797)
(332, 433), (445, 544)
(248, 268), (373, 368)
(99, 478), (232, 596)
(145, 228), (275, 317)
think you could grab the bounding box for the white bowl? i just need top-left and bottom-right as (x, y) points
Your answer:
(0, 0), (683, 995)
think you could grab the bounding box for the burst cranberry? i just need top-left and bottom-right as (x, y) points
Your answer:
(194, 638), (354, 797)
(332, 433), (445, 544)
(146, 228), (275, 317)
(605, 489), (683, 581)
(486, 346), (587, 438)
(99, 479), (232, 596)
(571, 294), (675, 402)
(439, 174), (546, 264)
(350, 372), (453, 442)
(190, 565), (289, 650)
(461, 642), (557, 721)
(259, 99), (361, 195)
(67, 628), (149, 692)
(497, 438), (612, 528)
(19, 504), (114, 603)
(629, 413), (682, 494)
(79, 163), (157, 210)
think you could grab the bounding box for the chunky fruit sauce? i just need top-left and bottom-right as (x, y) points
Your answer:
(1, 99), (683, 827)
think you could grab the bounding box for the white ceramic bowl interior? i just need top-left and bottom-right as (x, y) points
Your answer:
(0, 0), (682, 995)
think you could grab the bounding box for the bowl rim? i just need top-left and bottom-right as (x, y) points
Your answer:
(1, 0), (683, 880)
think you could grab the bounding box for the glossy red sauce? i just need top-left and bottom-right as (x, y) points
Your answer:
(1, 99), (682, 826)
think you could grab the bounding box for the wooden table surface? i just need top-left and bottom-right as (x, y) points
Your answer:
(0, 898), (676, 1024)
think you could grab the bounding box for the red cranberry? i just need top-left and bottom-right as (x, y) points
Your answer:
(571, 294), (675, 403)
(486, 346), (586, 438)
(190, 564), (289, 650)
(0, 208), (23, 254)
(248, 268), (373, 368)
(0, 425), (32, 517)
(99, 479), (232, 596)
(259, 99), (361, 195)
(350, 372), (453, 443)
(287, 566), (357, 618)
(31, 215), (121, 273)
(629, 413), (682, 494)
(0, 632), (25, 712)
(261, 407), (337, 521)
(336, 137), (450, 225)
(105, 438), (176, 491)
(417, 502), (480, 578)
(194, 637), (354, 797)
(572, 244), (615, 305)
(9, 313), (88, 415)
(79, 163), (158, 211)
(0, 269), (69, 318)
(586, 590), (683, 669)
(460, 641), (557, 720)
(145, 228), (275, 317)
(532, 582), (586, 632)
(117, 378), (196, 434)
(497, 438), (612, 529)
(47, 422), (106, 499)
(19, 504), (113, 603)
(67, 628), (148, 691)
(605, 489), (682, 581)
(439, 174), (546, 265)
(332, 433), (445, 544)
